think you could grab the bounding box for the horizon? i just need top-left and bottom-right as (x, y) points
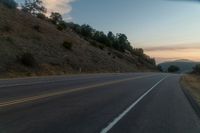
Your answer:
(16, 0), (200, 63)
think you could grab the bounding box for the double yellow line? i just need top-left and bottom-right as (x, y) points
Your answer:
(0, 74), (158, 108)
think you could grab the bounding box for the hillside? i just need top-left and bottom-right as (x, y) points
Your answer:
(159, 60), (199, 73)
(0, 4), (156, 78)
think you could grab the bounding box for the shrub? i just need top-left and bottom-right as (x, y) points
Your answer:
(19, 53), (37, 67)
(80, 24), (94, 38)
(98, 45), (104, 50)
(37, 13), (46, 20)
(33, 25), (41, 32)
(63, 41), (72, 50)
(157, 65), (163, 72)
(90, 41), (98, 47)
(0, 0), (17, 9)
(1, 25), (12, 32)
(133, 48), (144, 56)
(193, 64), (200, 74)
(50, 12), (63, 25)
(5, 36), (14, 44)
(90, 41), (105, 50)
(168, 65), (180, 73)
(57, 21), (67, 31)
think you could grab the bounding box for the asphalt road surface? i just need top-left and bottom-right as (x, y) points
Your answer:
(0, 73), (200, 133)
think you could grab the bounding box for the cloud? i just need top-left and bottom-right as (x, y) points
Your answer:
(43, 0), (76, 21)
(144, 45), (200, 52)
(143, 45), (200, 63)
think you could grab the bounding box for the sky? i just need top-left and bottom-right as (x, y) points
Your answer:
(16, 0), (200, 63)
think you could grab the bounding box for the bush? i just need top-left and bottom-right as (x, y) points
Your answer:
(50, 12), (63, 25)
(0, 0), (17, 9)
(98, 45), (104, 50)
(5, 36), (14, 44)
(168, 65), (180, 73)
(157, 65), (163, 72)
(37, 13), (46, 20)
(90, 41), (98, 47)
(133, 48), (144, 56)
(19, 53), (37, 67)
(1, 25), (12, 32)
(32, 25), (41, 32)
(63, 41), (72, 50)
(193, 64), (200, 74)
(57, 21), (67, 31)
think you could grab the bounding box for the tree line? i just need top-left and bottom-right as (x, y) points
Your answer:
(192, 64), (200, 75)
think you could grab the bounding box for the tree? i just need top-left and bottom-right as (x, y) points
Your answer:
(80, 24), (94, 38)
(107, 31), (115, 47)
(193, 64), (200, 74)
(93, 31), (110, 46)
(50, 12), (63, 25)
(36, 13), (46, 20)
(57, 20), (68, 31)
(133, 48), (144, 56)
(68, 22), (81, 34)
(168, 65), (180, 73)
(115, 33), (132, 52)
(107, 32), (115, 40)
(0, 0), (17, 8)
(157, 65), (163, 72)
(22, 0), (47, 15)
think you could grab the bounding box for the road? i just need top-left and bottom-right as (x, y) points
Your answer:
(0, 73), (200, 133)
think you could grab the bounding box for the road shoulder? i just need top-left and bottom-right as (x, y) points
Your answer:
(180, 75), (200, 118)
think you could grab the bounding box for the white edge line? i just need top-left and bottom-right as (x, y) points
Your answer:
(100, 76), (168, 133)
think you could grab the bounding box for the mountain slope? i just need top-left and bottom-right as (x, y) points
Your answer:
(0, 4), (156, 77)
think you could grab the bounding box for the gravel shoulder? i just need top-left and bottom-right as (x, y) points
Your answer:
(181, 74), (200, 106)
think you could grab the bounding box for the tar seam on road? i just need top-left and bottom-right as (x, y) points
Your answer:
(0, 74), (147, 88)
(0, 76), (110, 88)
(0, 74), (159, 108)
(100, 76), (168, 133)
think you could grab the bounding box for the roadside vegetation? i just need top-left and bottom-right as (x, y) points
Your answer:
(192, 64), (200, 74)
(168, 65), (180, 73)
(181, 64), (200, 105)
(63, 41), (73, 50)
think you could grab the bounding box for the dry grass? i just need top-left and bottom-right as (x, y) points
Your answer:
(181, 75), (200, 105)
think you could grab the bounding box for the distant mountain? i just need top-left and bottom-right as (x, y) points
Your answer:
(174, 59), (194, 62)
(159, 60), (199, 73)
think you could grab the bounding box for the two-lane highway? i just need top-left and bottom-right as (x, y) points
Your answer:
(0, 73), (200, 133)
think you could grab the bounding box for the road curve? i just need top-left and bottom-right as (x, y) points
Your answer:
(0, 73), (199, 133)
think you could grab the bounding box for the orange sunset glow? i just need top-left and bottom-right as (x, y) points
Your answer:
(145, 46), (200, 64)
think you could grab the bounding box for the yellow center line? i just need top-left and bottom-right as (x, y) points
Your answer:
(0, 74), (159, 108)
